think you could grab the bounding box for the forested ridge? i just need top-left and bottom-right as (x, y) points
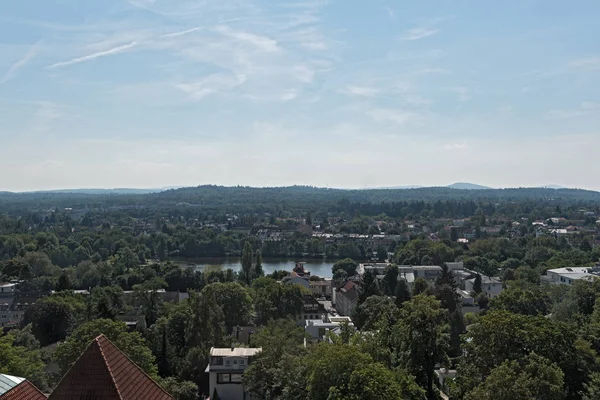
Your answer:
(2, 185), (600, 214)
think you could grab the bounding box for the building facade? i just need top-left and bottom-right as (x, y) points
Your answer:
(206, 347), (262, 400)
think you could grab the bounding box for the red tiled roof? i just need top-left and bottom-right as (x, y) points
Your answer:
(48, 335), (172, 400)
(0, 381), (47, 400)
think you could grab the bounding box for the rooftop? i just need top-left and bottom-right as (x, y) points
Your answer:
(48, 335), (172, 400)
(0, 375), (25, 396)
(0, 374), (45, 400)
(210, 347), (262, 357)
(467, 276), (502, 284)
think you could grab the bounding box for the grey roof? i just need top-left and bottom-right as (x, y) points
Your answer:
(0, 373), (25, 395)
(210, 347), (262, 357)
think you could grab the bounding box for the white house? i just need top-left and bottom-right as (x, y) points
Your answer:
(465, 276), (503, 297)
(305, 316), (354, 341)
(206, 347), (262, 400)
(544, 267), (600, 285)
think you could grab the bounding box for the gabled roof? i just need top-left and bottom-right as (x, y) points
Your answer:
(48, 335), (172, 400)
(0, 375), (25, 396)
(0, 380), (46, 400)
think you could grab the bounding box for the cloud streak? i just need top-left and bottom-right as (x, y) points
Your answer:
(401, 28), (439, 41)
(214, 25), (280, 52)
(340, 85), (381, 97)
(47, 41), (139, 69)
(1, 41), (41, 85)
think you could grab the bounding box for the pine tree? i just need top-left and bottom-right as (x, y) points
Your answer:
(55, 272), (72, 292)
(473, 274), (482, 294)
(254, 249), (264, 280)
(395, 279), (411, 307)
(241, 241), (253, 285)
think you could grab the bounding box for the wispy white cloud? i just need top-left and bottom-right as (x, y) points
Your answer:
(444, 143), (469, 150)
(386, 7), (396, 21)
(281, 89), (298, 101)
(367, 109), (416, 125)
(161, 27), (204, 39)
(447, 86), (470, 102)
(549, 101), (600, 118)
(0, 41), (41, 85)
(401, 27), (439, 41)
(340, 85), (381, 97)
(47, 41), (139, 69)
(568, 56), (600, 71)
(176, 73), (247, 100)
(214, 25), (280, 52)
(292, 65), (316, 83)
(412, 68), (451, 75)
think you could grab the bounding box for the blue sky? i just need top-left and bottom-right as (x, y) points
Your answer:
(1, 0), (599, 191)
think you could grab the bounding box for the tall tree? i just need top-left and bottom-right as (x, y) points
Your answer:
(359, 270), (381, 304)
(382, 264), (398, 296)
(392, 295), (449, 399)
(465, 353), (565, 400)
(54, 318), (158, 377)
(305, 211), (313, 226)
(254, 249), (264, 280)
(395, 279), (412, 307)
(241, 241), (253, 285)
(473, 273), (482, 294)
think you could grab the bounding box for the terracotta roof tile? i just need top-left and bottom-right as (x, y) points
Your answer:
(48, 335), (172, 400)
(0, 381), (47, 400)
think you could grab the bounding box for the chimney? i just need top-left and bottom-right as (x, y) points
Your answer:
(231, 342), (234, 351)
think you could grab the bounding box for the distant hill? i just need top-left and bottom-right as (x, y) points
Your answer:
(2, 185), (600, 214)
(21, 188), (169, 195)
(540, 184), (566, 189)
(375, 185), (424, 189)
(447, 182), (491, 190)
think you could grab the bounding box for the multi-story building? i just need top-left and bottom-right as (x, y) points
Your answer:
(206, 347), (262, 400)
(543, 267), (600, 285)
(335, 281), (359, 317)
(309, 280), (332, 298)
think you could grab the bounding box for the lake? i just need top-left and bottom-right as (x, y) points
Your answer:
(176, 257), (336, 278)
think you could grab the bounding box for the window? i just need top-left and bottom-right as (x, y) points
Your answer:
(233, 360), (238, 365)
(225, 360), (230, 365)
(218, 373), (242, 384)
(239, 359), (245, 365)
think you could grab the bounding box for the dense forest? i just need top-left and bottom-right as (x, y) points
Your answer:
(1, 186), (600, 399)
(2, 185), (600, 214)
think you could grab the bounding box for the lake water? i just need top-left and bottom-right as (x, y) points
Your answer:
(176, 257), (335, 278)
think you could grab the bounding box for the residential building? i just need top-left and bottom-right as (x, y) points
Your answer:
(282, 273), (310, 289)
(397, 266), (415, 289)
(206, 347), (262, 400)
(457, 289), (480, 314)
(544, 267), (600, 285)
(0, 283), (39, 328)
(361, 263), (390, 276)
(309, 279), (332, 298)
(0, 283), (16, 296)
(335, 281), (359, 317)
(465, 276), (503, 297)
(296, 295), (327, 325)
(305, 316), (353, 341)
(292, 262), (311, 277)
(412, 266), (443, 281)
(0, 374), (46, 400)
(48, 334), (172, 400)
